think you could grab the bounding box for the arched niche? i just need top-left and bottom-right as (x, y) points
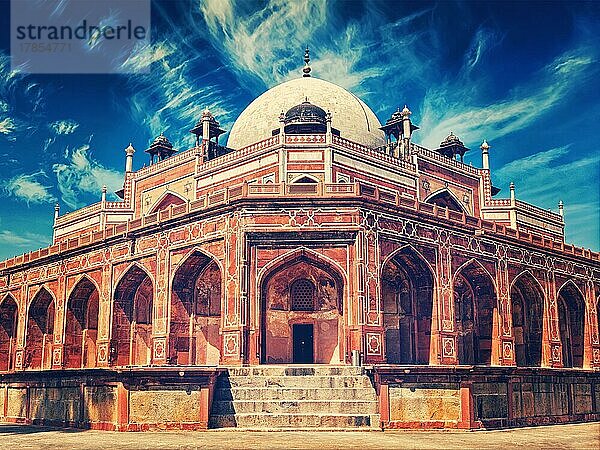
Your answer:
(149, 191), (187, 214)
(260, 252), (344, 364)
(0, 295), (18, 371)
(170, 250), (222, 365)
(381, 247), (434, 364)
(510, 272), (544, 367)
(111, 265), (154, 366)
(65, 277), (100, 368)
(557, 282), (585, 368)
(25, 287), (55, 370)
(453, 261), (497, 365)
(425, 189), (466, 213)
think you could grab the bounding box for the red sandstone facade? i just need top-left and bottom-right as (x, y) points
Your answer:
(0, 69), (598, 430)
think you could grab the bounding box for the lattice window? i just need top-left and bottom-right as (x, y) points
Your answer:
(290, 279), (315, 311)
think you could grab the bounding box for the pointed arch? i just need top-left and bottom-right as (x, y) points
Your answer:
(510, 271), (544, 367)
(111, 263), (154, 366)
(65, 275), (100, 368)
(25, 286), (55, 370)
(381, 244), (435, 364)
(557, 280), (585, 368)
(452, 258), (498, 293)
(258, 247), (348, 290)
(0, 294), (18, 371)
(169, 249), (223, 365)
(424, 188), (467, 213)
(453, 259), (497, 365)
(290, 174), (319, 184)
(148, 190), (187, 214)
(259, 247), (346, 364)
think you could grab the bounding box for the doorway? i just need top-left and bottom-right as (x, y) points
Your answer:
(293, 324), (314, 363)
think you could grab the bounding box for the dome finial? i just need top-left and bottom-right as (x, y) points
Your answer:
(302, 46), (311, 78)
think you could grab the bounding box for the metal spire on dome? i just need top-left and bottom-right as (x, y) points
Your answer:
(302, 46), (311, 77)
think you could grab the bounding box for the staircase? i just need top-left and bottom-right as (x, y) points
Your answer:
(209, 366), (380, 430)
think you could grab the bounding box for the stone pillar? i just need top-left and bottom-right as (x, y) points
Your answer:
(543, 271), (563, 367)
(509, 182), (517, 229)
(125, 143), (135, 173)
(151, 232), (170, 365)
(52, 274), (67, 368)
(584, 280), (600, 368)
(221, 214), (243, 365)
(480, 140), (490, 171)
(495, 258), (515, 366)
(96, 259), (113, 367)
(357, 223), (385, 364)
(436, 244), (458, 365)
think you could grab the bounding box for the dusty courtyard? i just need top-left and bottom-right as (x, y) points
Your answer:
(0, 422), (598, 449)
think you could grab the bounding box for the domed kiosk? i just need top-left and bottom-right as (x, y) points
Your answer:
(227, 76), (386, 149)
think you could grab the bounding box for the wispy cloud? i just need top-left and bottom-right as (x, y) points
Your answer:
(49, 119), (79, 135)
(121, 39), (238, 148)
(0, 230), (51, 250)
(3, 171), (56, 205)
(495, 145), (599, 248)
(418, 46), (598, 148)
(0, 117), (16, 136)
(52, 143), (123, 209)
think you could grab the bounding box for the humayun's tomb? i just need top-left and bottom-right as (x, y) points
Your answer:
(0, 50), (598, 431)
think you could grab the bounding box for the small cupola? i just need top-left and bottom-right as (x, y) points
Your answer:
(436, 132), (469, 162)
(146, 132), (176, 164)
(283, 99), (328, 134)
(190, 108), (226, 146)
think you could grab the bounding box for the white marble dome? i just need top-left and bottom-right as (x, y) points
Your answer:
(227, 77), (386, 149)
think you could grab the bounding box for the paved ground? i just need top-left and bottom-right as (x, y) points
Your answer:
(1, 422), (598, 449)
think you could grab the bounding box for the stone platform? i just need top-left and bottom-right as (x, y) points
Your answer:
(1, 365), (599, 431)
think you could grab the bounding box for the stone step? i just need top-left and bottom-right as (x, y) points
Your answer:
(209, 413), (381, 429)
(213, 386), (377, 401)
(217, 375), (373, 389)
(224, 366), (366, 377)
(211, 399), (378, 415)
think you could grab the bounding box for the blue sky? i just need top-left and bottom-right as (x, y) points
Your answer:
(0, 0), (598, 260)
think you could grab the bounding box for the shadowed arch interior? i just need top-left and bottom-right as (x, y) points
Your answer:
(112, 266), (153, 366)
(65, 277), (99, 369)
(558, 282), (585, 368)
(170, 251), (222, 365)
(260, 253), (344, 364)
(0, 295), (18, 371)
(511, 273), (544, 367)
(25, 287), (55, 370)
(381, 247), (434, 364)
(454, 262), (497, 365)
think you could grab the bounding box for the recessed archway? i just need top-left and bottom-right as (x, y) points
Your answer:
(0, 295), (18, 371)
(381, 246), (434, 364)
(170, 250), (222, 365)
(557, 281), (585, 368)
(111, 265), (154, 366)
(453, 261), (497, 365)
(260, 251), (344, 364)
(65, 277), (100, 368)
(25, 287), (55, 370)
(510, 272), (544, 367)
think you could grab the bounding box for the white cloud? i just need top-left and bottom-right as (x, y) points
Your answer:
(0, 117), (16, 135)
(0, 230), (51, 249)
(494, 146), (599, 249)
(49, 119), (79, 135)
(4, 171), (56, 205)
(52, 144), (123, 209)
(418, 47), (598, 148)
(122, 39), (237, 147)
